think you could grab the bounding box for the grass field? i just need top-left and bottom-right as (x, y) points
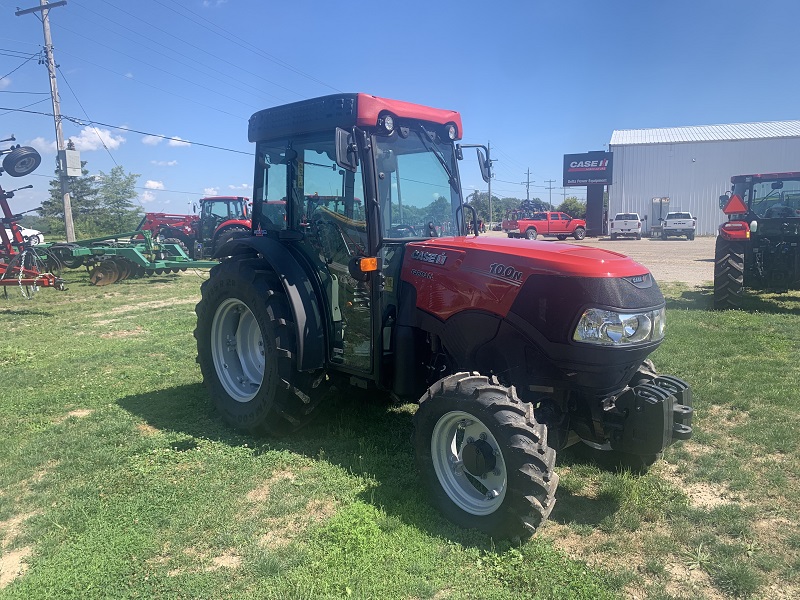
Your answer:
(1, 269), (798, 599)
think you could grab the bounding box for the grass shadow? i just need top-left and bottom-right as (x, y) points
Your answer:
(118, 383), (634, 548)
(0, 306), (53, 316)
(663, 284), (800, 315)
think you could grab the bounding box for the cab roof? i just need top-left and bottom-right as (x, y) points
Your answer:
(248, 93), (463, 143)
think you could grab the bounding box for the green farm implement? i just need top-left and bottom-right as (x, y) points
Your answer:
(43, 230), (218, 286)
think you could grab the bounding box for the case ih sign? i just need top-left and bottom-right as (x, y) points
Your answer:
(563, 152), (613, 186)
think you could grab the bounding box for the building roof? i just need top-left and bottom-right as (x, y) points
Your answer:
(609, 120), (800, 146)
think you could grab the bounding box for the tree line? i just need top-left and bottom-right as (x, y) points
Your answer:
(465, 191), (587, 225)
(31, 161), (142, 240)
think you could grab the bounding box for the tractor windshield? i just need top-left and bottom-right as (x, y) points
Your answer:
(373, 128), (461, 239)
(740, 179), (800, 218)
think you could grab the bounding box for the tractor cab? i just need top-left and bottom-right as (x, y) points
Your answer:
(198, 196), (249, 239)
(719, 173), (800, 241)
(248, 93), (471, 373)
(714, 172), (800, 308)
(194, 196), (251, 257)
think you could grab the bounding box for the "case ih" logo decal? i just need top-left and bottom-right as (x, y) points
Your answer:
(412, 250), (447, 265)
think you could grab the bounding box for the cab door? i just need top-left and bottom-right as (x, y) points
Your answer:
(253, 135), (374, 374)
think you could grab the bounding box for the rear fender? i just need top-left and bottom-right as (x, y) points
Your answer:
(718, 220), (750, 241)
(216, 237), (325, 371)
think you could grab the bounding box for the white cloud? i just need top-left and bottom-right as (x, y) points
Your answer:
(151, 160), (178, 167)
(145, 180), (165, 190)
(29, 136), (57, 154)
(204, 187), (219, 196)
(69, 127), (125, 152)
(141, 191), (156, 203)
(168, 136), (191, 147)
(0, 78), (11, 90)
(142, 135), (163, 146)
(228, 183), (249, 190)
(125, 73), (134, 79)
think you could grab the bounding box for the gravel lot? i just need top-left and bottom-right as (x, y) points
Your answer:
(567, 235), (715, 287)
(485, 231), (716, 287)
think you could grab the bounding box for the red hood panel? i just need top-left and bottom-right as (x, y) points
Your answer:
(400, 236), (651, 320)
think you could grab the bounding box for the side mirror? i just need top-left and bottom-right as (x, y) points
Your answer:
(771, 181), (784, 190)
(455, 144), (463, 160)
(335, 127), (358, 172)
(476, 148), (490, 183)
(719, 194), (730, 210)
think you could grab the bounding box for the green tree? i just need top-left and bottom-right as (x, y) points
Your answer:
(557, 196), (587, 219)
(40, 160), (101, 239)
(94, 166), (143, 234)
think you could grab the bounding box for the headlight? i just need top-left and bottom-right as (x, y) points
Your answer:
(572, 307), (666, 346)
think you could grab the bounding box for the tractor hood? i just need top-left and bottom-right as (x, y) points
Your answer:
(405, 235), (649, 278)
(400, 235), (659, 323)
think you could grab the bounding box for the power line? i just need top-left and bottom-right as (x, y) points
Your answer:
(0, 106), (251, 155)
(155, 0), (341, 94)
(0, 51), (39, 82)
(56, 66), (118, 167)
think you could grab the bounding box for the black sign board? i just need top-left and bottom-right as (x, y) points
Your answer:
(563, 152), (613, 186)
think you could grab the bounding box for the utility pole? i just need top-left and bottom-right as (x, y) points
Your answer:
(522, 168), (533, 202)
(16, 1), (75, 242)
(545, 179), (556, 210)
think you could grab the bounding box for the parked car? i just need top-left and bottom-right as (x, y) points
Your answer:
(609, 212), (642, 240)
(3, 225), (43, 245)
(661, 212), (696, 240)
(508, 211), (587, 240)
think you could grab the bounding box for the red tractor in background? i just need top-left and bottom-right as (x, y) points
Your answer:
(714, 172), (800, 309)
(194, 93), (693, 540)
(137, 196), (251, 259)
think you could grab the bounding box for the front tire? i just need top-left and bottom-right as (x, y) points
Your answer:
(414, 373), (558, 540)
(713, 238), (745, 310)
(195, 257), (321, 435)
(525, 228), (538, 240)
(573, 227), (586, 240)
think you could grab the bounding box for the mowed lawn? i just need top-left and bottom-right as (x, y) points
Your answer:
(1, 269), (798, 599)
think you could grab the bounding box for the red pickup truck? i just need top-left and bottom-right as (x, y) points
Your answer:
(508, 211), (587, 241)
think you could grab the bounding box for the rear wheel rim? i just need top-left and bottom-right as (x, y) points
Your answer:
(431, 410), (507, 515)
(211, 298), (264, 402)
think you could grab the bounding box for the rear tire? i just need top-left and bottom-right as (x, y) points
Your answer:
(414, 373), (558, 540)
(610, 233), (617, 240)
(195, 257), (321, 435)
(214, 226), (250, 255)
(573, 227), (586, 240)
(688, 232), (695, 241)
(713, 238), (745, 310)
(525, 228), (537, 240)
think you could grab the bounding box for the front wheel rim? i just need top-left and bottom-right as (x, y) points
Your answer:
(431, 410), (507, 515)
(211, 298), (264, 402)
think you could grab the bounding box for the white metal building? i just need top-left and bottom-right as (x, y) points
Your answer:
(608, 120), (800, 236)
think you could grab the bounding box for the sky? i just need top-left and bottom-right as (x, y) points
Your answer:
(1, 0), (798, 217)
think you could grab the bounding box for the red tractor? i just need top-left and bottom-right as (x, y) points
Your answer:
(715, 172), (800, 309)
(138, 196), (251, 259)
(194, 93), (692, 539)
